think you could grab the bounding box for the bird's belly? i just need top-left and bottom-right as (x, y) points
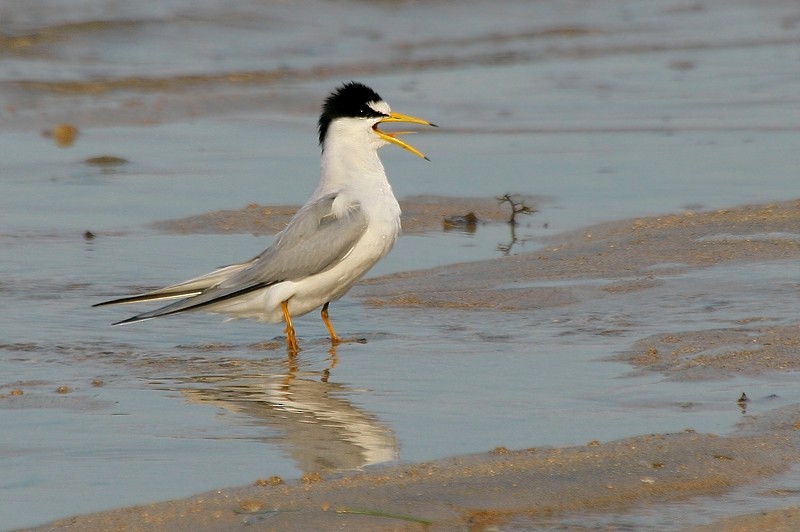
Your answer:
(204, 287), (284, 323)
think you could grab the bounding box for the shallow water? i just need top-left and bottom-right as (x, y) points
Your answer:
(2, 0), (800, 528)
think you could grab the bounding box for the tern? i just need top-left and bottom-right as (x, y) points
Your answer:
(95, 81), (436, 353)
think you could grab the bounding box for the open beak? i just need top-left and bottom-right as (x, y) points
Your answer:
(373, 112), (437, 160)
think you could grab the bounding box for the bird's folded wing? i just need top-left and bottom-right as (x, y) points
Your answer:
(233, 193), (366, 286)
(106, 194), (368, 323)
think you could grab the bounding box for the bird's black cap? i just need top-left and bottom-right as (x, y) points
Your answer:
(318, 82), (387, 146)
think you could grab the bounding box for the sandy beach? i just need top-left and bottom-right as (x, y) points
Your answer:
(3, 0), (800, 528)
(22, 197), (800, 531)
(26, 421), (800, 531)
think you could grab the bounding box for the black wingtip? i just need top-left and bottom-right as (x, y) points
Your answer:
(94, 296), (137, 308)
(92, 289), (203, 309)
(111, 315), (150, 326)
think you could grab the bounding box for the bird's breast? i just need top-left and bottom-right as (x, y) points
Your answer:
(364, 193), (401, 241)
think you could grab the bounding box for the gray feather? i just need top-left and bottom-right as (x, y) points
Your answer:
(103, 193), (368, 323)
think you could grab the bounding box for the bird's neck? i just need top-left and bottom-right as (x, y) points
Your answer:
(318, 138), (389, 194)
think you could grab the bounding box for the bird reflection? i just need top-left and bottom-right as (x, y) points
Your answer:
(177, 351), (397, 473)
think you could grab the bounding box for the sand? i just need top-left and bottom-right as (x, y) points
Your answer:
(27, 417), (800, 531)
(359, 199), (800, 312)
(25, 197), (800, 531)
(151, 195), (532, 236)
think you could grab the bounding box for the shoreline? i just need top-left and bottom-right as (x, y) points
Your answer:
(27, 409), (800, 531)
(150, 194), (537, 236)
(26, 197), (800, 530)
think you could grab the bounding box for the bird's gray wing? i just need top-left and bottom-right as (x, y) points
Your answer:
(109, 193), (368, 324)
(229, 194), (366, 286)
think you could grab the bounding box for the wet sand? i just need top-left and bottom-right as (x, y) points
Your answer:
(26, 197), (800, 531)
(4, 0), (800, 527)
(152, 195), (528, 236)
(359, 199), (800, 312)
(27, 414), (800, 531)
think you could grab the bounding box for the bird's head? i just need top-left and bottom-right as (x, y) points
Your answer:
(318, 81), (437, 160)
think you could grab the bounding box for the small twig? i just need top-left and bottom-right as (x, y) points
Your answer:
(496, 193), (535, 226)
(495, 193), (537, 255)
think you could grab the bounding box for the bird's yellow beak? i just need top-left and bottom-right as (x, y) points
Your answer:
(373, 112), (437, 160)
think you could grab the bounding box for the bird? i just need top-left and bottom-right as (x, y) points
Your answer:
(95, 81), (436, 353)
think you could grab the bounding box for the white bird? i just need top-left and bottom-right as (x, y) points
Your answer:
(95, 82), (436, 353)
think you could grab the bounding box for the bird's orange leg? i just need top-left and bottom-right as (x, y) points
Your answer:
(280, 300), (299, 354)
(320, 302), (341, 344)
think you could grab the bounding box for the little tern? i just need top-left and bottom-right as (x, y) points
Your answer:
(95, 81), (436, 353)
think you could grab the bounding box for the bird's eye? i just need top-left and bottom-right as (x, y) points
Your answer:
(357, 108), (369, 117)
